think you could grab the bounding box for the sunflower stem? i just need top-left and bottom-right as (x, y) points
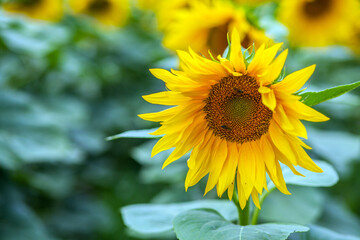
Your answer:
(232, 190), (250, 225)
(251, 187), (276, 225)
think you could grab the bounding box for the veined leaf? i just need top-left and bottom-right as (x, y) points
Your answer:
(106, 128), (160, 140)
(291, 225), (360, 240)
(173, 209), (309, 240)
(300, 81), (360, 106)
(121, 200), (237, 236)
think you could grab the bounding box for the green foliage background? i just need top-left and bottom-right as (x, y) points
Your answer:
(0, 4), (359, 240)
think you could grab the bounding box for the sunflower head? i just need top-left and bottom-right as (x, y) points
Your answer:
(140, 29), (329, 209)
(278, 0), (359, 46)
(162, 0), (271, 58)
(3, 0), (63, 21)
(69, 0), (129, 26)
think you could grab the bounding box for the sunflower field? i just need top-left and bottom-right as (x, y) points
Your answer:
(0, 0), (359, 240)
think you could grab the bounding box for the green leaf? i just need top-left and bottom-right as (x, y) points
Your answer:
(173, 209), (309, 240)
(106, 128), (160, 140)
(120, 200), (237, 236)
(268, 160), (338, 189)
(261, 186), (323, 225)
(290, 225), (360, 240)
(307, 129), (360, 176)
(300, 81), (360, 106)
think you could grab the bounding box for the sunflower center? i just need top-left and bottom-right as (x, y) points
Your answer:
(303, 0), (332, 18)
(203, 75), (273, 143)
(88, 0), (111, 12)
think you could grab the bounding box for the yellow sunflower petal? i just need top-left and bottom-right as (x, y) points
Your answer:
(143, 91), (190, 105)
(238, 142), (256, 199)
(261, 89), (277, 111)
(217, 142), (238, 197)
(230, 29), (246, 73)
(204, 139), (228, 195)
(274, 65), (316, 93)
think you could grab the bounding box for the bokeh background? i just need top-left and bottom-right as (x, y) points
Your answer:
(0, 0), (359, 240)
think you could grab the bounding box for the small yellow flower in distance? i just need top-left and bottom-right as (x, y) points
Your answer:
(162, 0), (271, 58)
(69, 0), (129, 27)
(278, 0), (359, 47)
(139, 30), (329, 209)
(3, 0), (63, 21)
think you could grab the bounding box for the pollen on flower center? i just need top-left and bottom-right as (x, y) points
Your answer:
(303, 0), (332, 18)
(203, 75), (273, 143)
(88, 0), (111, 12)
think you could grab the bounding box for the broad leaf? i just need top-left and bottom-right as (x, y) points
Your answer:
(106, 128), (160, 140)
(261, 186), (323, 225)
(174, 209), (309, 240)
(120, 200), (237, 235)
(300, 81), (360, 106)
(290, 225), (360, 240)
(308, 129), (360, 176)
(268, 160), (338, 189)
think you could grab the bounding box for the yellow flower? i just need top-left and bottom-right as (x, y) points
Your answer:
(139, 30), (329, 209)
(154, 0), (192, 31)
(162, 0), (271, 58)
(69, 0), (129, 26)
(278, 0), (359, 46)
(346, 11), (360, 54)
(2, 0), (63, 21)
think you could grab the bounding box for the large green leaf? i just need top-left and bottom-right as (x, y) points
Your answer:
(307, 129), (360, 176)
(120, 200), (237, 236)
(290, 225), (360, 240)
(106, 128), (160, 140)
(300, 81), (360, 106)
(261, 186), (323, 225)
(173, 209), (309, 240)
(268, 160), (338, 189)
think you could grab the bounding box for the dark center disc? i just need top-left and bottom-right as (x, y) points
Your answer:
(203, 75), (273, 143)
(303, 0), (333, 19)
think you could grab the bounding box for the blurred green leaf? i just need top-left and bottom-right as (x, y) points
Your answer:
(261, 186), (323, 225)
(300, 81), (360, 106)
(121, 200), (237, 236)
(308, 129), (360, 176)
(268, 160), (338, 189)
(290, 225), (360, 240)
(173, 209), (309, 240)
(107, 128), (160, 140)
(0, 183), (57, 240)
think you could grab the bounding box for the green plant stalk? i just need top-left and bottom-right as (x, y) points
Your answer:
(251, 187), (276, 225)
(232, 190), (250, 225)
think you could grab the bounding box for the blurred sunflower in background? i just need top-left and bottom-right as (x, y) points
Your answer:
(162, 0), (271, 58)
(278, 0), (359, 47)
(234, 0), (273, 6)
(69, 0), (129, 26)
(140, 30), (329, 209)
(2, 0), (63, 21)
(346, 11), (360, 54)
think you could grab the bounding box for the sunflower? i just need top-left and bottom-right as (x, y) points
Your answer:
(2, 0), (63, 21)
(139, 30), (329, 209)
(346, 11), (360, 54)
(162, 0), (271, 58)
(234, 0), (273, 6)
(69, 0), (129, 26)
(278, 0), (359, 46)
